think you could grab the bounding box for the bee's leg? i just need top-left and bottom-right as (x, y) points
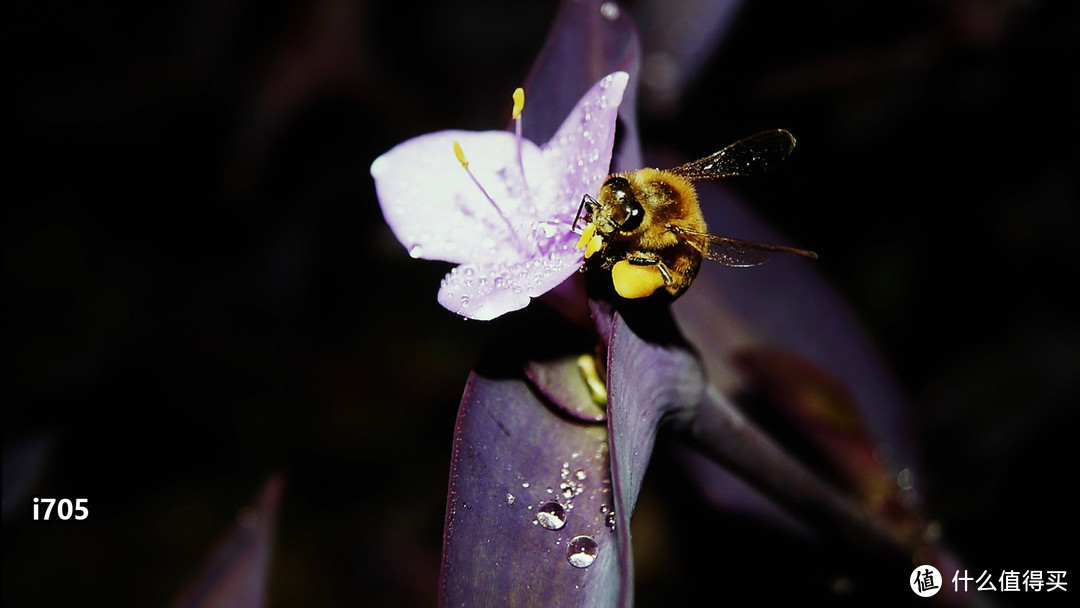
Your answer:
(613, 254), (669, 298)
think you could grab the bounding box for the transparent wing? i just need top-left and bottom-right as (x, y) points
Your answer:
(668, 129), (796, 182)
(672, 226), (818, 268)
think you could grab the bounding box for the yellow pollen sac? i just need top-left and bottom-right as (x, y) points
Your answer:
(575, 223), (596, 250)
(511, 87), (525, 120)
(611, 260), (666, 299)
(585, 234), (602, 259)
(453, 140), (468, 168)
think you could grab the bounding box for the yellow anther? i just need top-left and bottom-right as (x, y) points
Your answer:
(585, 234), (602, 259)
(453, 140), (468, 168)
(611, 260), (666, 299)
(511, 87), (525, 120)
(575, 223), (596, 250)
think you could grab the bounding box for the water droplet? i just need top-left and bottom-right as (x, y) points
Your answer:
(521, 481), (530, 488)
(409, 245), (424, 258)
(574, 469), (586, 481)
(534, 221), (559, 239)
(924, 520), (942, 543)
(897, 467), (914, 491)
(600, 3), (620, 21)
(566, 535), (598, 568)
(536, 501), (566, 530)
(506, 493), (515, 505)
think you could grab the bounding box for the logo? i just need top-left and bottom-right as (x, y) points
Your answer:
(911, 565), (942, 597)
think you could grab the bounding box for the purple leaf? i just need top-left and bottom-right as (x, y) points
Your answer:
(677, 385), (922, 558)
(604, 307), (706, 606)
(169, 475), (284, 608)
(441, 369), (620, 606)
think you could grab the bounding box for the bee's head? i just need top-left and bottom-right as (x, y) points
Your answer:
(595, 175), (644, 234)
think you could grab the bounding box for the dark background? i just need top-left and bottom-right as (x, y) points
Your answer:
(4, 1), (1077, 605)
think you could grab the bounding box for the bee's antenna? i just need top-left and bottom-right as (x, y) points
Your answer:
(573, 194), (595, 231)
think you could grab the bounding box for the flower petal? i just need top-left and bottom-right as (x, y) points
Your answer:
(371, 130), (546, 265)
(436, 244), (583, 320)
(541, 71), (629, 225)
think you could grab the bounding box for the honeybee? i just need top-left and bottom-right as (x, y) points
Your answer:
(574, 129), (817, 300)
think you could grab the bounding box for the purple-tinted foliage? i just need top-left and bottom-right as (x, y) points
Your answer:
(603, 304), (705, 605)
(441, 367), (620, 606)
(436, 1), (937, 606)
(670, 178), (921, 512)
(169, 475), (283, 608)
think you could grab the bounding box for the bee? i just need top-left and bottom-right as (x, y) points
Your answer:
(573, 129), (818, 300)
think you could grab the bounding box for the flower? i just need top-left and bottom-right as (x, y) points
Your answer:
(370, 72), (629, 320)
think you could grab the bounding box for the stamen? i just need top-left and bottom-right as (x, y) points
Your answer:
(511, 87), (527, 185)
(452, 139), (523, 248)
(454, 140), (469, 168)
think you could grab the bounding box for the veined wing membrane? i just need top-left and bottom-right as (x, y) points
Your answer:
(671, 226), (818, 267)
(668, 129), (796, 181)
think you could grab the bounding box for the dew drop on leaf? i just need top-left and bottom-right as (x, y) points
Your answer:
(566, 535), (598, 568)
(536, 501), (566, 530)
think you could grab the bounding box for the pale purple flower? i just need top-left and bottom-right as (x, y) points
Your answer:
(370, 72), (629, 320)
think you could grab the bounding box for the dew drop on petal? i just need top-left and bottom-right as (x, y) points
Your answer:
(566, 535), (598, 568)
(409, 245), (424, 258)
(600, 3), (620, 21)
(506, 493), (515, 505)
(536, 502), (566, 530)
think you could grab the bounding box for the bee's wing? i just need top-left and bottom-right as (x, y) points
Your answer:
(668, 129), (796, 182)
(673, 226), (818, 267)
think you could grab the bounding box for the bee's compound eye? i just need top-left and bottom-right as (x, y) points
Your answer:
(620, 198), (644, 232)
(603, 177), (643, 232)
